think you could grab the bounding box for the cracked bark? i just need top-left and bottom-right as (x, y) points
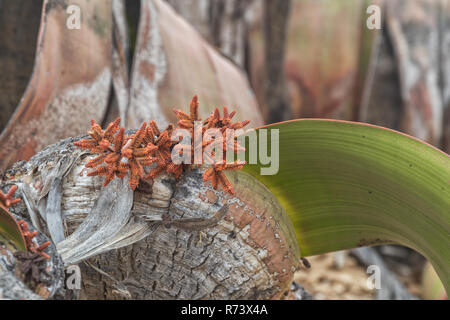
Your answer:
(2, 135), (300, 300)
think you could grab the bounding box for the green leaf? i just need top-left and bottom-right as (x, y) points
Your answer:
(422, 261), (447, 300)
(241, 119), (450, 293)
(0, 204), (26, 252)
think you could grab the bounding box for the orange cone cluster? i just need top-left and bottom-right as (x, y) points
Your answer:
(74, 96), (250, 195)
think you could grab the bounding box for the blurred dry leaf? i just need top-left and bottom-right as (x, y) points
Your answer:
(250, 0), (367, 120)
(0, 0), (114, 171)
(421, 261), (447, 300)
(126, 0), (263, 129)
(385, 0), (445, 146)
(0, 0), (263, 172)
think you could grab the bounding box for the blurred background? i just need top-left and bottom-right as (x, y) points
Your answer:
(0, 0), (448, 299)
(166, 0), (450, 151)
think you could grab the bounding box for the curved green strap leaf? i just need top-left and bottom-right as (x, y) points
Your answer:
(241, 119), (450, 293)
(0, 204), (26, 252)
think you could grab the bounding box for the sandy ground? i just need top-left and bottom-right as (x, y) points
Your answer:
(294, 252), (376, 300)
(293, 250), (425, 300)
